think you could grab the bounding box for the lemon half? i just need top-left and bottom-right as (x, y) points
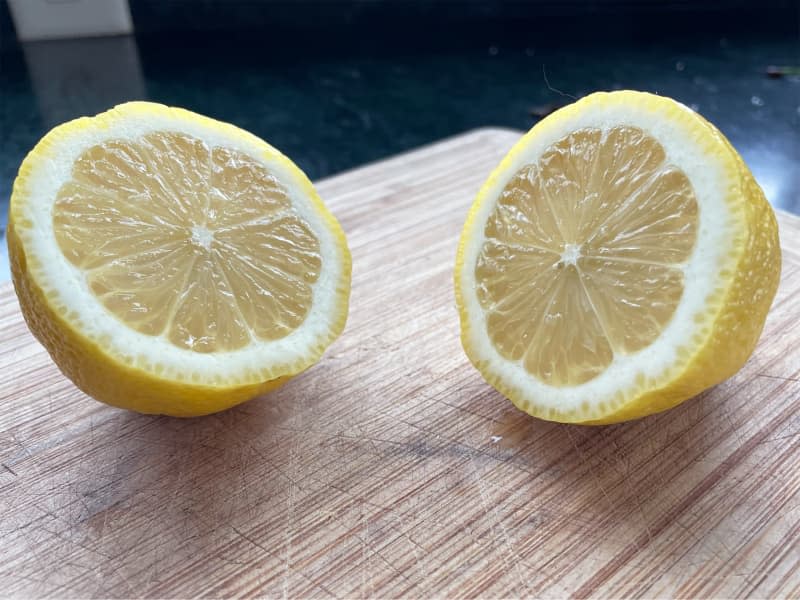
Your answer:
(9, 102), (351, 417)
(455, 91), (780, 424)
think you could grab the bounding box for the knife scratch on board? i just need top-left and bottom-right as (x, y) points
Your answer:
(282, 426), (301, 600)
(756, 372), (800, 383)
(564, 426), (615, 510)
(467, 447), (533, 596)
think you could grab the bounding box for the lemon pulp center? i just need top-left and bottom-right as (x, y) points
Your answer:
(52, 131), (321, 353)
(475, 126), (698, 386)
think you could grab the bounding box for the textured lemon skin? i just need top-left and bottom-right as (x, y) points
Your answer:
(8, 102), (351, 418)
(455, 91), (781, 425)
(585, 139), (780, 424)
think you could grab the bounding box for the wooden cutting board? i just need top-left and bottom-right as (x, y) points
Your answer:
(1, 129), (799, 598)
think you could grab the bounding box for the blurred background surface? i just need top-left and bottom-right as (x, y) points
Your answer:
(1, 0), (798, 280)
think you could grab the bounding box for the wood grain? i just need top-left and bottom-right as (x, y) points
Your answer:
(1, 128), (799, 599)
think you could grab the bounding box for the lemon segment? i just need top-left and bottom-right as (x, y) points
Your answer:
(456, 91), (780, 424)
(9, 102), (351, 417)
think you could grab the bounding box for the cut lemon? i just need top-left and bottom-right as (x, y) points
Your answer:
(455, 90), (781, 424)
(8, 102), (351, 417)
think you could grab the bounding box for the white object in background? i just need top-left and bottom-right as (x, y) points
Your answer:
(8, 0), (133, 41)
(22, 35), (146, 128)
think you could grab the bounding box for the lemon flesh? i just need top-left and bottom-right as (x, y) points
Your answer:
(456, 91), (781, 424)
(477, 126), (697, 387)
(54, 132), (321, 351)
(9, 102), (351, 417)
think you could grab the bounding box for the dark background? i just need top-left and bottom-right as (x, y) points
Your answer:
(1, 0), (798, 278)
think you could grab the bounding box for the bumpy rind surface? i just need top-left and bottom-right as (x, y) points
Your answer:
(588, 129), (780, 424)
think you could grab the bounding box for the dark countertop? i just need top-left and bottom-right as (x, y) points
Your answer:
(1, 18), (798, 281)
